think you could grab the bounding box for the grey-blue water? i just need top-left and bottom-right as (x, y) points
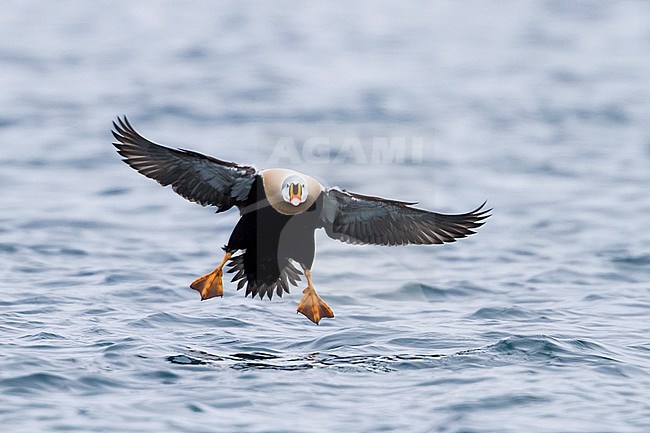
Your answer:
(1, 1), (649, 432)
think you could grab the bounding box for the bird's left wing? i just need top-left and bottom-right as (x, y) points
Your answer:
(318, 188), (490, 246)
(112, 116), (257, 212)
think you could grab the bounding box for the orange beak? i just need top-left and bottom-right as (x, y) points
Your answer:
(289, 183), (302, 206)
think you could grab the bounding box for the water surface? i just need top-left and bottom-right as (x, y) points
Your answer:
(1, 1), (649, 432)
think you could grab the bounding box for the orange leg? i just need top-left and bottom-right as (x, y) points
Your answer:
(190, 252), (231, 300)
(297, 269), (334, 324)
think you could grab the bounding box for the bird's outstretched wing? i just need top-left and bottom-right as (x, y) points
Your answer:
(318, 188), (490, 246)
(112, 116), (257, 212)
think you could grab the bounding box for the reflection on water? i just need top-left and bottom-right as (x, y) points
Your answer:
(169, 349), (447, 372)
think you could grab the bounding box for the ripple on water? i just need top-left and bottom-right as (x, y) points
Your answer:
(128, 311), (251, 329)
(0, 243), (20, 253)
(611, 254), (650, 280)
(611, 254), (650, 266)
(98, 187), (130, 196)
(447, 393), (552, 412)
(167, 340), (624, 373)
(468, 306), (549, 321)
(18, 332), (67, 341)
(29, 244), (88, 257)
(166, 349), (452, 372)
(372, 281), (490, 302)
(1, 373), (76, 395)
(478, 335), (624, 368)
(1, 371), (129, 397)
(167, 333), (625, 373)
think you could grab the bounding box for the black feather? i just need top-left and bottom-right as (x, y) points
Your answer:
(111, 115), (257, 212)
(318, 188), (491, 246)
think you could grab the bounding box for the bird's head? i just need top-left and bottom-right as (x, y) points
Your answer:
(281, 175), (308, 206)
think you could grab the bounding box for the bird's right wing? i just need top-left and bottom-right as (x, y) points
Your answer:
(318, 188), (490, 246)
(112, 116), (257, 212)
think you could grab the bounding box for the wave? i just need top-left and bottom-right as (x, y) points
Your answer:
(167, 333), (629, 375)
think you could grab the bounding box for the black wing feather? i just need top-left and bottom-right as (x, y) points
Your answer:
(319, 188), (490, 246)
(111, 116), (257, 212)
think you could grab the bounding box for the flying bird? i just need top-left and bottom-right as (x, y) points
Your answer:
(111, 116), (490, 324)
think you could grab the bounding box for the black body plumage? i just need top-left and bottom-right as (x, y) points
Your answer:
(225, 177), (323, 300)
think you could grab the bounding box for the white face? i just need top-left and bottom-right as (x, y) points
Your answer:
(281, 175), (309, 206)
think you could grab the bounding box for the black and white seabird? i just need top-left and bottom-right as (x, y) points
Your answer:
(111, 116), (490, 324)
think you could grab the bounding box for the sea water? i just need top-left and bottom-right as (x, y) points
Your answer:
(1, 1), (649, 432)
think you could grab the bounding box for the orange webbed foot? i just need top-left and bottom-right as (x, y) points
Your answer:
(190, 268), (224, 300)
(297, 286), (334, 325)
(190, 252), (231, 300)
